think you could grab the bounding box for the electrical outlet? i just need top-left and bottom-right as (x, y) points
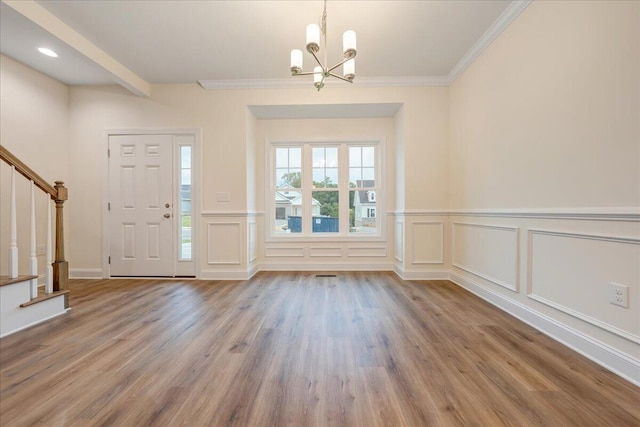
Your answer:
(36, 244), (46, 256)
(609, 283), (629, 308)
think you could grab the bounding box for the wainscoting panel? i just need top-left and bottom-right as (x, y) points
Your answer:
(411, 221), (444, 264)
(265, 247), (305, 258)
(452, 222), (519, 291)
(528, 229), (640, 343)
(309, 247), (343, 257)
(207, 222), (241, 265)
(347, 246), (387, 258)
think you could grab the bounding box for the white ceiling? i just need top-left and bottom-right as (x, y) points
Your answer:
(0, 0), (522, 89)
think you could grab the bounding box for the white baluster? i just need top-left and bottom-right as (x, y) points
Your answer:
(9, 165), (18, 279)
(45, 195), (53, 294)
(30, 180), (38, 299)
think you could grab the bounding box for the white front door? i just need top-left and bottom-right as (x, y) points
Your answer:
(108, 134), (174, 276)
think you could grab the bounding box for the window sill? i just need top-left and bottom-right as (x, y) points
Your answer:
(266, 234), (386, 244)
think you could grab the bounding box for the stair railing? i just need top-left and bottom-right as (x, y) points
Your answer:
(1, 145), (69, 308)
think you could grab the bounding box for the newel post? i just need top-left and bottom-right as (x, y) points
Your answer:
(53, 181), (69, 308)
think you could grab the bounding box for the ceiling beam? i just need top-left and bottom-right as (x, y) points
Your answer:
(2, 0), (150, 97)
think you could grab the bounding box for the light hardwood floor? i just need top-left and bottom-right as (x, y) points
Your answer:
(1, 272), (638, 426)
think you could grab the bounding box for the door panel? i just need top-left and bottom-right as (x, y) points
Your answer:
(109, 135), (174, 276)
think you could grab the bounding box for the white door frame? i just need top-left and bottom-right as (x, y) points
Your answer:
(102, 128), (201, 278)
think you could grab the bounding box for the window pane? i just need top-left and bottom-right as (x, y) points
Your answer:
(312, 191), (339, 232)
(350, 190), (377, 234)
(313, 147), (325, 167)
(326, 168), (338, 187)
(363, 168), (375, 181)
(275, 191), (302, 233)
(349, 168), (362, 186)
(349, 147), (361, 167)
(313, 169), (324, 186)
(181, 146), (191, 168)
(363, 146), (375, 167)
(289, 148), (301, 168)
(180, 215), (192, 259)
(181, 169), (191, 185)
(276, 148), (289, 168)
(326, 147), (338, 167)
(277, 169), (301, 188)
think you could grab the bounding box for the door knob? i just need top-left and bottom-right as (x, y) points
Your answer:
(165, 203), (171, 208)
(164, 213), (171, 218)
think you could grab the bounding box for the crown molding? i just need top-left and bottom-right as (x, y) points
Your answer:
(447, 0), (532, 85)
(197, 1), (531, 91)
(198, 75), (449, 90)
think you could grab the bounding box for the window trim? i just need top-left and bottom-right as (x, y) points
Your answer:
(266, 138), (385, 243)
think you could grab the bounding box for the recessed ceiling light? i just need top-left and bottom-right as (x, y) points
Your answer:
(37, 47), (58, 58)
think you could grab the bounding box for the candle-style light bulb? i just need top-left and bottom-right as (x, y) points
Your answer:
(306, 24), (320, 53)
(290, 49), (303, 74)
(343, 30), (357, 59)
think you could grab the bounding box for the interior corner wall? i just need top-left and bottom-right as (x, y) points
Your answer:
(447, 0), (640, 383)
(0, 54), (70, 279)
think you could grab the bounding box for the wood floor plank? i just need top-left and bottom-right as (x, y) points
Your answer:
(1, 272), (638, 427)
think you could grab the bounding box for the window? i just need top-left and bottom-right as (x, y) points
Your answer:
(269, 141), (381, 238)
(179, 145), (192, 260)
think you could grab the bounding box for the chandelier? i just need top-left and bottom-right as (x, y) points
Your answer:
(290, 0), (357, 90)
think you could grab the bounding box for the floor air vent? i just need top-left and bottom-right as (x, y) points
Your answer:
(316, 274), (337, 278)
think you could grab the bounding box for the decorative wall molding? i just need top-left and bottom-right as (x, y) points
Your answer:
(198, 76), (448, 90)
(346, 246), (387, 258)
(449, 208), (640, 222)
(452, 222), (519, 292)
(526, 228), (640, 344)
(448, 0), (532, 84)
(309, 247), (343, 258)
(527, 228), (640, 245)
(207, 222), (241, 265)
(260, 262), (395, 272)
(390, 208), (640, 221)
(196, 2), (532, 91)
(449, 271), (640, 387)
(528, 294), (640, 345)
(411, 221), (444, 264)
(265, 247), (305, 258)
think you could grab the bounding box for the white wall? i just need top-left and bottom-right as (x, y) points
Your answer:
(448, 1), (640, 383)
(0, 54), (70, 279)
(68, 85), (449, 277)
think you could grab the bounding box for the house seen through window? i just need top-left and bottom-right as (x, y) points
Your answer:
(272, 143), (379, 236)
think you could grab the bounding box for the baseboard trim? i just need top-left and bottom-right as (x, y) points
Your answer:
(448, 272), (640, 387)
(259, 262), (395, 272)
(69, 268), (104, 279)
(393, 264), (450, 280)
(0, 308), (69, 339)
(200, 269), (257, 280)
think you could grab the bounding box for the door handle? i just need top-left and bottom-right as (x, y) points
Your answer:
(165, 203), (171, 208)
(164, 213), (171, 218)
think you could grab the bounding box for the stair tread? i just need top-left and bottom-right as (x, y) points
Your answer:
(0, 275), (38, 287)
(20, 290), (69, 308)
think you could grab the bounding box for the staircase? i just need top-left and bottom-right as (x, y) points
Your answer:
(0, 145), (70, 337)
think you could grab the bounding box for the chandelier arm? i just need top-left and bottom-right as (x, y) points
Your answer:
(328, 72), (354, 83)
(309, 50), (324, 69)
(327, 57), (353, 73)
(292, 71), (317, 76)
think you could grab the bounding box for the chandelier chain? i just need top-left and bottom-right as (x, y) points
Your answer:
(321, 0), (327, 36)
